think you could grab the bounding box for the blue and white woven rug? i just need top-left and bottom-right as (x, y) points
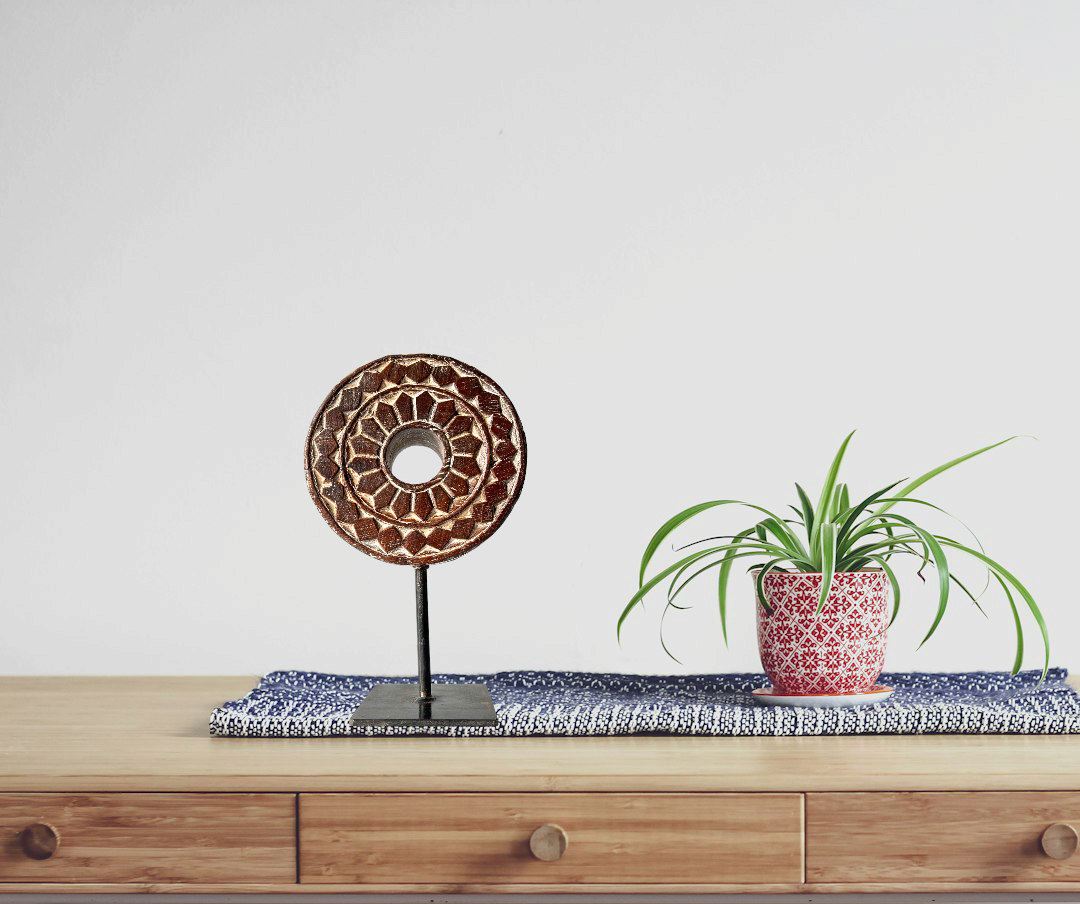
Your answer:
(209, 668), (1080, 737)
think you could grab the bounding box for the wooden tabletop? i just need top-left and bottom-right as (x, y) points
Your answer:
(2, 675), (1078, 793)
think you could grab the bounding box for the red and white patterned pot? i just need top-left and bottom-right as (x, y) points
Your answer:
(754, 569), (889, 695)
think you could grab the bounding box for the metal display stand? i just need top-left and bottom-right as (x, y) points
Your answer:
(306, 354), (525, 730)
(350, 565), (497, 726)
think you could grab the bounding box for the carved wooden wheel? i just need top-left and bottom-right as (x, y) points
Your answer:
(305, 354), (527, 565)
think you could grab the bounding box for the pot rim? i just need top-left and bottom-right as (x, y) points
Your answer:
(748, 567), (884, 576)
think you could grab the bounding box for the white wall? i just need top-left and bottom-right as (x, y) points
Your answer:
(2, 0), (1077, 678)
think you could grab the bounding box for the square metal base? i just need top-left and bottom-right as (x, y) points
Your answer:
(349, 683), (498, 727)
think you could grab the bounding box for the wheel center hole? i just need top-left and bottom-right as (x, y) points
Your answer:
(384, 426), (446, 486)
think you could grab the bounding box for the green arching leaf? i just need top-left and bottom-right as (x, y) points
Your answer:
(839, 515), (931, 567)
(716, 527), (757, 645)
(664, 549), (778, 649)
(937, 538), (1049, 682)
(895, 539), (931, 576)
(866, 554), (901, 627)
(669, 547), (763, 607)
(638, 501), (744, 586)
(757, 516), (809, 560)
(835, 483), (850, 523)
(842, 507), (932, 553)
(872, 496), (972, 516)
(857, 541), (985, 622)
(880, 521), (899, 564)
(795, 483), (815, 541)
(623, 546), (730, 640)
(659, 598), (688, 664)
(639, 500), (823, 587)
(992, 572), (1024, 674)
(872, 514), (950, 647)
(918, 526), (993, 600)
(834, 480), (904, 550)
(874, 437), (1024, 518)
(811, 431), (856, 560)
(949, 572), (988, 619)
(666, 558), (699, 605)
(673, 533), (765, 552)
(848, 535), (930, 579)
(666, 534), (757, 599)
(816, 522), (838, 613)
(621, 540), (796, 640)
(753, 558), (790, 614)
(838, 531), (924, 564)
(624, 433), (1041, 682)
(867, 496), (991, 580)
(843, 517), (949, 643)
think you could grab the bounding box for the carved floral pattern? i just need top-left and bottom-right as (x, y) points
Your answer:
(305, 354), (526, 565)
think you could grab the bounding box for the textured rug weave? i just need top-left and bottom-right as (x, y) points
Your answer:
(209, 668), (1080, 737)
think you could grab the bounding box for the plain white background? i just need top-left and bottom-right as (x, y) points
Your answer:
(2, 1), (1077, 679)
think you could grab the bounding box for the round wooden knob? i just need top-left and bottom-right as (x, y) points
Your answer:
(529, 823), (568, 862)
(19, 823), (59, 860)
(1042, 823), (1079, 860)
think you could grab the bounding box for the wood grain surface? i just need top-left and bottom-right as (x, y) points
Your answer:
(298, 792), (803, 885)
(0, 793), (295, 883)
(1, 676), (1079, 793)
(807, 791), (1080, 883)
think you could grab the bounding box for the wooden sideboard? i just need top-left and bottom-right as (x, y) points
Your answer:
(1, 675), (1079, 895)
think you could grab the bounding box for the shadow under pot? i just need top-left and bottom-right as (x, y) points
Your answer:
(754, 569), (889, 695)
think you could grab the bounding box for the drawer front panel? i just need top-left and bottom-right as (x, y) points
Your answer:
(299, 792), (803, 885)
(0, 793), (296, 884)
(807, 792), (1080, 883)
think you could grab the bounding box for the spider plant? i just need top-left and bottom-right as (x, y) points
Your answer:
(617, 433), (1049, 679)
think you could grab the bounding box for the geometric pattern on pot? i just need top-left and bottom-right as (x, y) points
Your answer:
(755, 570), (889, 696)
(305, 353), (526, 565)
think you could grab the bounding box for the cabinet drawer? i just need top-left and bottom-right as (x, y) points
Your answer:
(299, 792), (803, 885)
(807, 792), (1080, 884)
(0, 793), (296, 884)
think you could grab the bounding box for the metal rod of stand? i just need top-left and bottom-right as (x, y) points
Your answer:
(414, 565), (434, 702)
